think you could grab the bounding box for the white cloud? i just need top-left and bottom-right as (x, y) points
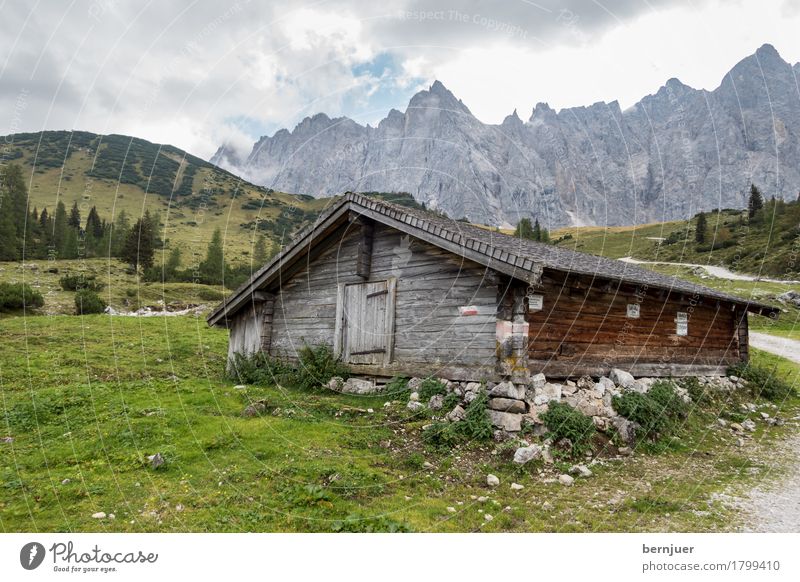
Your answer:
(0, 0), (798, 160)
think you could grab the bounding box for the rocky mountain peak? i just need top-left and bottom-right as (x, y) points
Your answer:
(217, 44), (800, 228)
(407, 81), (472, 115)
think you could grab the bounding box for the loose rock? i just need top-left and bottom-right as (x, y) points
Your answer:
(513, 445), (542, 465)
(558, 474), (575, 486)
(486, 474), (500, 487)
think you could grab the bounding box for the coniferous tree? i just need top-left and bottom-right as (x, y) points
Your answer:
(748, 184), (764, 218)
(52, 201), (68, 256)
(164, 247), (182, 281)
(199, 228), (225, 285)
(68, 201), (81, 229)
(532, 219), (542, 242)
(695, 212), (707, 244)
(513, 218), (534, 239)
(121, 217), (155, 271)
(111, 210), (131, 256)
(0, 208), (17, 260)
(38, 207), (49, 230)
(85, 206), (104, 239)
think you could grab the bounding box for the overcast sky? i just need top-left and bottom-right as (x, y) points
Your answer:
(2, 0), (800, 160)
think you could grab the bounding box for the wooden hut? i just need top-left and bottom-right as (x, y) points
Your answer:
(207, 193), (777, 381)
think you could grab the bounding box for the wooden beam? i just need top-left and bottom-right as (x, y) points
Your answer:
(355, 217), (374, 279)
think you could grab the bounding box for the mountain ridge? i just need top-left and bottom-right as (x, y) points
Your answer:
(212, 43), (800, 227)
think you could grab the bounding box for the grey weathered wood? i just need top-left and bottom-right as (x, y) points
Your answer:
(333, 283), (346, 358)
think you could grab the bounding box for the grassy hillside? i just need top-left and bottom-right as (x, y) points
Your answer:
(2, 131), (330, 261)
(551, 200), (800, 278)
(1, 314), (799, 532)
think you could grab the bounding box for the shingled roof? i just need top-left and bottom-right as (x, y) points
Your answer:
(207, 192), (778, 326)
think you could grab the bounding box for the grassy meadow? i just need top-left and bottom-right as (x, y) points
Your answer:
(1, 311), (799, 533)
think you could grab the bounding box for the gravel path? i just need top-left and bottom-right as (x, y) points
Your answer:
(619, 256), (800, 284)
(749, 333), (800, 365)
(735, 432), (800, 532)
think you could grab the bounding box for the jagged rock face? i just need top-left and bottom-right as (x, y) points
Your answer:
(212, 45), (800, 227)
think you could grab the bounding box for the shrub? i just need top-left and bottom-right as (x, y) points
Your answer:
(422, 391), (493, 448)
(460, 391), (493, 440)
(384, 376), (410, 399)
(540, 401), (596, 457)
(612, 381), (686, 441)
(421, 421), (464, 449)
(292, 344), (350, 391)
(0, 282), (44, 311)
(728, 362), (796, 402)
(417, 377), (446, 401)
(74, 290), (107, 315)
(60, 274), (104, 292)
(648, 380), (689, 420)
(680, 376), (708, 405)
(228, 351), (289, 385)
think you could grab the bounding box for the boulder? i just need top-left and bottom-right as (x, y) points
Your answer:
(342, 377), (378, 394)
(487, 397), (526, 414)
(464, 382), (482, 393)
(576, 375), (595, 391)
(742, 419), (757, 432)
(446, 405), (466, 422)
(489, 381), (526, 400)
(558, 474), (575, 486)
(610, 368), (635, 388)
(147, 453), (165, 470)
(533, 382), (562, 405)
(510, 482), (524, 491)
(598, 376), (616, 392)
(513, 445), (542, 465)
(407, 378), (424, 392)
(428, 394), (445, 410)
(407, 401), (425, 412)
(327, 376), (344, 391)
(409, 391), (420, 402)
(569, 464), (593, 478)
(463, 391), (478, 404)
(487, 474), (500, 487)
(611, 416), (638, 445)
(242, 402), (268, 417)
(530, 372), (547, 391)
(487, 410), (522, 432)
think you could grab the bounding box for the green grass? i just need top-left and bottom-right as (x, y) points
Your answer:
(1, 315), (799, 532)
(0, 258), (230, 315)
(3, 130), (330, 260)
(552, 203), (800, 278)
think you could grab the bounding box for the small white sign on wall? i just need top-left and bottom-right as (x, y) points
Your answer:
(626, 304), (640, 319)
(676, 312), (688, 336)
(527, 293), (544, 311)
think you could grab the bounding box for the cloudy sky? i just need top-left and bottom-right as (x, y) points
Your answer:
(2, 0), (800, 160)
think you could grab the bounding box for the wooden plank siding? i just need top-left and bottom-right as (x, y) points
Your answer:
(525, 270), (743, 377)
(265, 221), (499, 380)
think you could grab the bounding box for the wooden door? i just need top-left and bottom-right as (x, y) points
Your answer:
(337, 279), (396, 366)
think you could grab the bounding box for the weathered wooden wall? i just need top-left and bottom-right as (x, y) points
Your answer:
(266, 221), (498, 379)
(227, 301), (267, 364)
(525, 270), (742, 377)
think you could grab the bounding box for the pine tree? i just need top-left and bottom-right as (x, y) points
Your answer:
(253, 234), (270, 265)
(0, 209), (18, 260)
(513, 218), (534, 239)
(695, 212), (707, 244)
(164, 247), (182, 280)
(748, 184), (764, 218)
(1, 164), (28, 240)
(532, 219), (542, 242)
(111, 210), (131, 256)
(199, 228), (225, 285)
(121, 217), (155, 271)
(68, 201), (81, 228)
(85, 206), (104, 239)
(39, 207), (48, 230)
(52, 201), (68, 256)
